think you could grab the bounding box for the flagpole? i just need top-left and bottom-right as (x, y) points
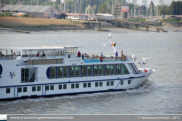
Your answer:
(108, 34), (117, 53)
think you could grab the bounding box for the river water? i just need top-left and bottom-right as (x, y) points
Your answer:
(0, 28), (182, 114)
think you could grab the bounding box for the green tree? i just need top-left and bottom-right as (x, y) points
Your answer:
(180, 1), (182, 15)
(98, 3), (109, 13)
(171, 1), (176, 15)
(176, 1), (180, 15)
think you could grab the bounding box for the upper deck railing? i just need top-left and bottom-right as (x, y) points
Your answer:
(0, 55), (16, 60)
(83, 55), (132, 63)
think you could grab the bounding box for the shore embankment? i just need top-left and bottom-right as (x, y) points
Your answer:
(0, 17), (181, 33)
(0, 17), (84, 31)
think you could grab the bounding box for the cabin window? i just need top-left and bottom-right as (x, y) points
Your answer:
(128, 80), (131, 84)
(60, 50), (65, 56)
(32, 86), (36, 92)
(106, 81), (110, 86)
(71, 84), (75, 89)
(88, 83), (91, 87)
(116, 64), (121, 75)
(132, 63), (139, 73)
(22, 51), (28, 57)
(128, 63), (137, 74)
(99, 65), (104, 76)
(73, 48), (77, 53)
(57, 67), (63, 78)
(106, 65), (110, 75)
(75, 66), (81, 77)
(95, 82), (98, 87)
(83, 83), (87, 88)
(63, 84), (67, 89)
(94, 65), (99, 76)
(68, 55), (70, 58)
(46, 85), (49, 90)
(111, 81), (114, 86)
(70, 66), (75, 77)
(18, 87), (22, 93)
(110, 65), (116, 75)
(47, 50), (54, 56)
(121, 64), (129, 74)
(87, 65), (93, 76)
(54, 50), (59, 56)
(23, 87), (27, 92)
(50, 67), (56, 79)
(37, 86), (41, 91)
(50, 85), (54, 90)
(35, 51), (41, 57)
(16, 50), (21, 56)
(99, 82), (103, 87)
(59, 85), (62, 90)
(76, 83), (79, 88)
(29, 51), (36, 57)
(63, 67), (69, 78)
(6, 88), (10, 93)
(120, 80), (123, 85)
(21, 68), (35, 83)
(82, 66), (87, 77)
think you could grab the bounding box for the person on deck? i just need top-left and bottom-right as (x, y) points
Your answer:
(77, 51), (81, 57)
(121, 50), (126, 61)
(82, 53), (84, 60)
(36, 52), (39, 57)
(0, 51), (4, 57)
(100, 52), (104, 62)
(115, 51), (118, 60)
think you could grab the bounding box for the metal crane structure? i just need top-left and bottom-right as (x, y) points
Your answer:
(142, 0), (147, 6)
(159, 0), (165, 5)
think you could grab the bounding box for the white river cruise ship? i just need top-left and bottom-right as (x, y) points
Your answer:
(0, 34), (154, 100)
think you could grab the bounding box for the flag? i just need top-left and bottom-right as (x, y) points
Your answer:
(111, 43), (116, 47)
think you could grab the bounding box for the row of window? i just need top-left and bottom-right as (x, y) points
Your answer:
(49, 64), (134, 79)
(5, 80), (132, 93)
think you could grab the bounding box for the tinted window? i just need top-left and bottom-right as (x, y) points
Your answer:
(82, 66), (87, 77)
(18, 87), (22, 93)
(70, 66), (75, 77)
(88, 66), (93, 76)
(117, 64), (121, 75)
(63, 67), (69, 78)
(110, 65), (115, 75)
(57, 67), (63, 78)
(106, 65), (110, 75)
(59, 85), (62, 90)
(6, 88), (10, 93)
(32, 86), (36, 92)
(99, 65), (104, 76)
(23, 87), (27, 92)
(63, 84), (67, 89)
(37, 86), (41, 91)
(50, 67), (56, 78)
(46, 85), (49, 90)
(95, 82), (98, 87)
(128, 63), (137, 74)
(94, 65), (99, 76)
(75, 66), (81, 77)
(50, 85), (54, 90)
(121, 64), (129, 74)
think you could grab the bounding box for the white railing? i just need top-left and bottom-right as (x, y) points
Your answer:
(0, 56), (16, 60)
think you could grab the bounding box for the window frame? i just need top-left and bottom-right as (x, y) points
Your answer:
(37, 86), (41, 91)
(6, 88), (10, 93)
(32, 86), (36, 92)
(23, 87), (27, 92)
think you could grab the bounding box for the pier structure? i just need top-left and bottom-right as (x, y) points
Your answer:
(107, 20), (168, 32)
